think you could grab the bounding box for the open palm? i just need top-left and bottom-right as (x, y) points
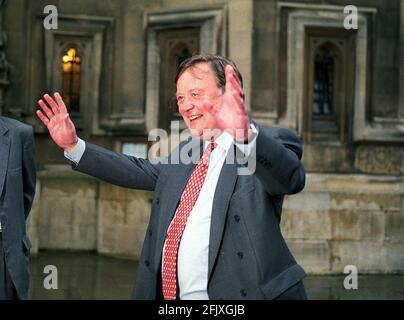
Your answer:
(203, 65), (251, 142)
(36, 93), (78, 152)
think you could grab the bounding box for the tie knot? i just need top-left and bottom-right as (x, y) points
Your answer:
(208, 141), (216, 152)
(200, 142), (216, 165)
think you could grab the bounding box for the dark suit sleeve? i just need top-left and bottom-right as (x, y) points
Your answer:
(22, 126), (36, 219)
(73, 142), (163, 191)
(254, 125), (305, 196)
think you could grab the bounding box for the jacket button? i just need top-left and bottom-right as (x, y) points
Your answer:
(155, 198), (160, 205)
(237, 252), (244, 259)
(234, 215), (240, 222)
(240, 289), (247, 297)
(145, 260), (150, 267)
(148, 229), (152, 237)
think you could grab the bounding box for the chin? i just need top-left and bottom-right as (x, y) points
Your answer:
(189, 127), (204, 139)
(188, 122), (220, 140)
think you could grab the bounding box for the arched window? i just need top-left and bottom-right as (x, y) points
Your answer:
(168, 42), (193, 113)
(62, 47), (81, 114)
(158, 28), (199, 130)
(176, 46), (192, 68)
(305, 35), (348, 143)
(313, 42), (336, 116)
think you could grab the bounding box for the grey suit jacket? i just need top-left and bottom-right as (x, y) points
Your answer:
(74, 123), (306, 299)
(0, 117), (36, 299)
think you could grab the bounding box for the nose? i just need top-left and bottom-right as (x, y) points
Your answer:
(179, 97), (194, 115)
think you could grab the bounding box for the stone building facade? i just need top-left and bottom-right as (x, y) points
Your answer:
(1, 0), (403, 274)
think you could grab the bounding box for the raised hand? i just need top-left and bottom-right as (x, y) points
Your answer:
(203, 65), (253, 142)
(36, 92), (78, 152)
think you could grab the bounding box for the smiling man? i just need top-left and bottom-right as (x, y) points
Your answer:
(36, 54), (307, 300)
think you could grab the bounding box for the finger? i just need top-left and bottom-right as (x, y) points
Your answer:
(43, 94), (60, 114)
(224, 65), (234, 93)
(228, 77), (244, 104)
(225, 65), (242, 92)
(38, 99), (55, 119)
(228, 72), (242, 92)
(54, 92), (68, 114)
(232, 90), (245, 108)
(36, 110), (50, 127)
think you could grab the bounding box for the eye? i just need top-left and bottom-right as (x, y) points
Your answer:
(176, 96), (184, 103)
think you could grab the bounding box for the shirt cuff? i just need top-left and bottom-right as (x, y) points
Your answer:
(64, 138), (86, 164)
(234, 123), (258, 158)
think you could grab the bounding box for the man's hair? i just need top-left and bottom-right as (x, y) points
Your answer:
(175, 54), (244, 91)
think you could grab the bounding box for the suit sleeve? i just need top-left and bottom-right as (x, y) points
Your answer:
(253, 125), (306, 196)
(22, 126), (37, 219)
(72, 142), (163, 191)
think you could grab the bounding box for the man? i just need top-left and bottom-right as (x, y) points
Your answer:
(37, 54), (307, 300)
(0, 116), (36, 300)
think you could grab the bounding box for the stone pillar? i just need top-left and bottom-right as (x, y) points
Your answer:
(228, 0), (253, 110)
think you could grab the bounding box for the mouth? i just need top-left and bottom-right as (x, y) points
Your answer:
(189, 114), (203, 122)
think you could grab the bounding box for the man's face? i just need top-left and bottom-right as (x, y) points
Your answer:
(176, 63), (223, 140)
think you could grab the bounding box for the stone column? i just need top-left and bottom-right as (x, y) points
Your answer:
(228, 0), (253, 110)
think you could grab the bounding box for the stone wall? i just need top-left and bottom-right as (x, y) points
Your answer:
(282, 174), (404, 274)
(28, 166), (153, 260)
(3, 0), (403, 173)
(97, 181), (152, 259)
(28, 167), (404, 274)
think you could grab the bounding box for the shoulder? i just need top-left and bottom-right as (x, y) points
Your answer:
(254, 122), (303, 158)
(0, 117), (34, 145)
(0, 116), (33, 134)
(255, 122), (300, 141)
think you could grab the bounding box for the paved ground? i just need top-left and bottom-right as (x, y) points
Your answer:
(28, 251), (404, 300)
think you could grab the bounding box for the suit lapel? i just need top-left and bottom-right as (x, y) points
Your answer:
(153, 139), (239, 279)
(208, 146), (238, 281)
(0, 119), (10, 199)
(153, 137), (203, 271)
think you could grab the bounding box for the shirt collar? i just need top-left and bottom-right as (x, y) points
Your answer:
(203, 130), (234, 153)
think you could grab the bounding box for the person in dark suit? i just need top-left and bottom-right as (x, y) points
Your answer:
(0, 116), (36, 300)
(36, 54), (307, 300)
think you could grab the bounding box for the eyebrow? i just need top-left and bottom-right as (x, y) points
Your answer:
(176, 88), (204, 96)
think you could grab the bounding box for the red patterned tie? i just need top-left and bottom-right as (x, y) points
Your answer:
(162, 142), (216, 300)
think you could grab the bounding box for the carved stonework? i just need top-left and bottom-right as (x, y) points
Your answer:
(355, 146), (403, 175)
(280, 3), (372, 139)
(43, 14), (112, 135)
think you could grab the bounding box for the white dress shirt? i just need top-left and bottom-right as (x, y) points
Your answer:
(64, 124), (258, 300)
